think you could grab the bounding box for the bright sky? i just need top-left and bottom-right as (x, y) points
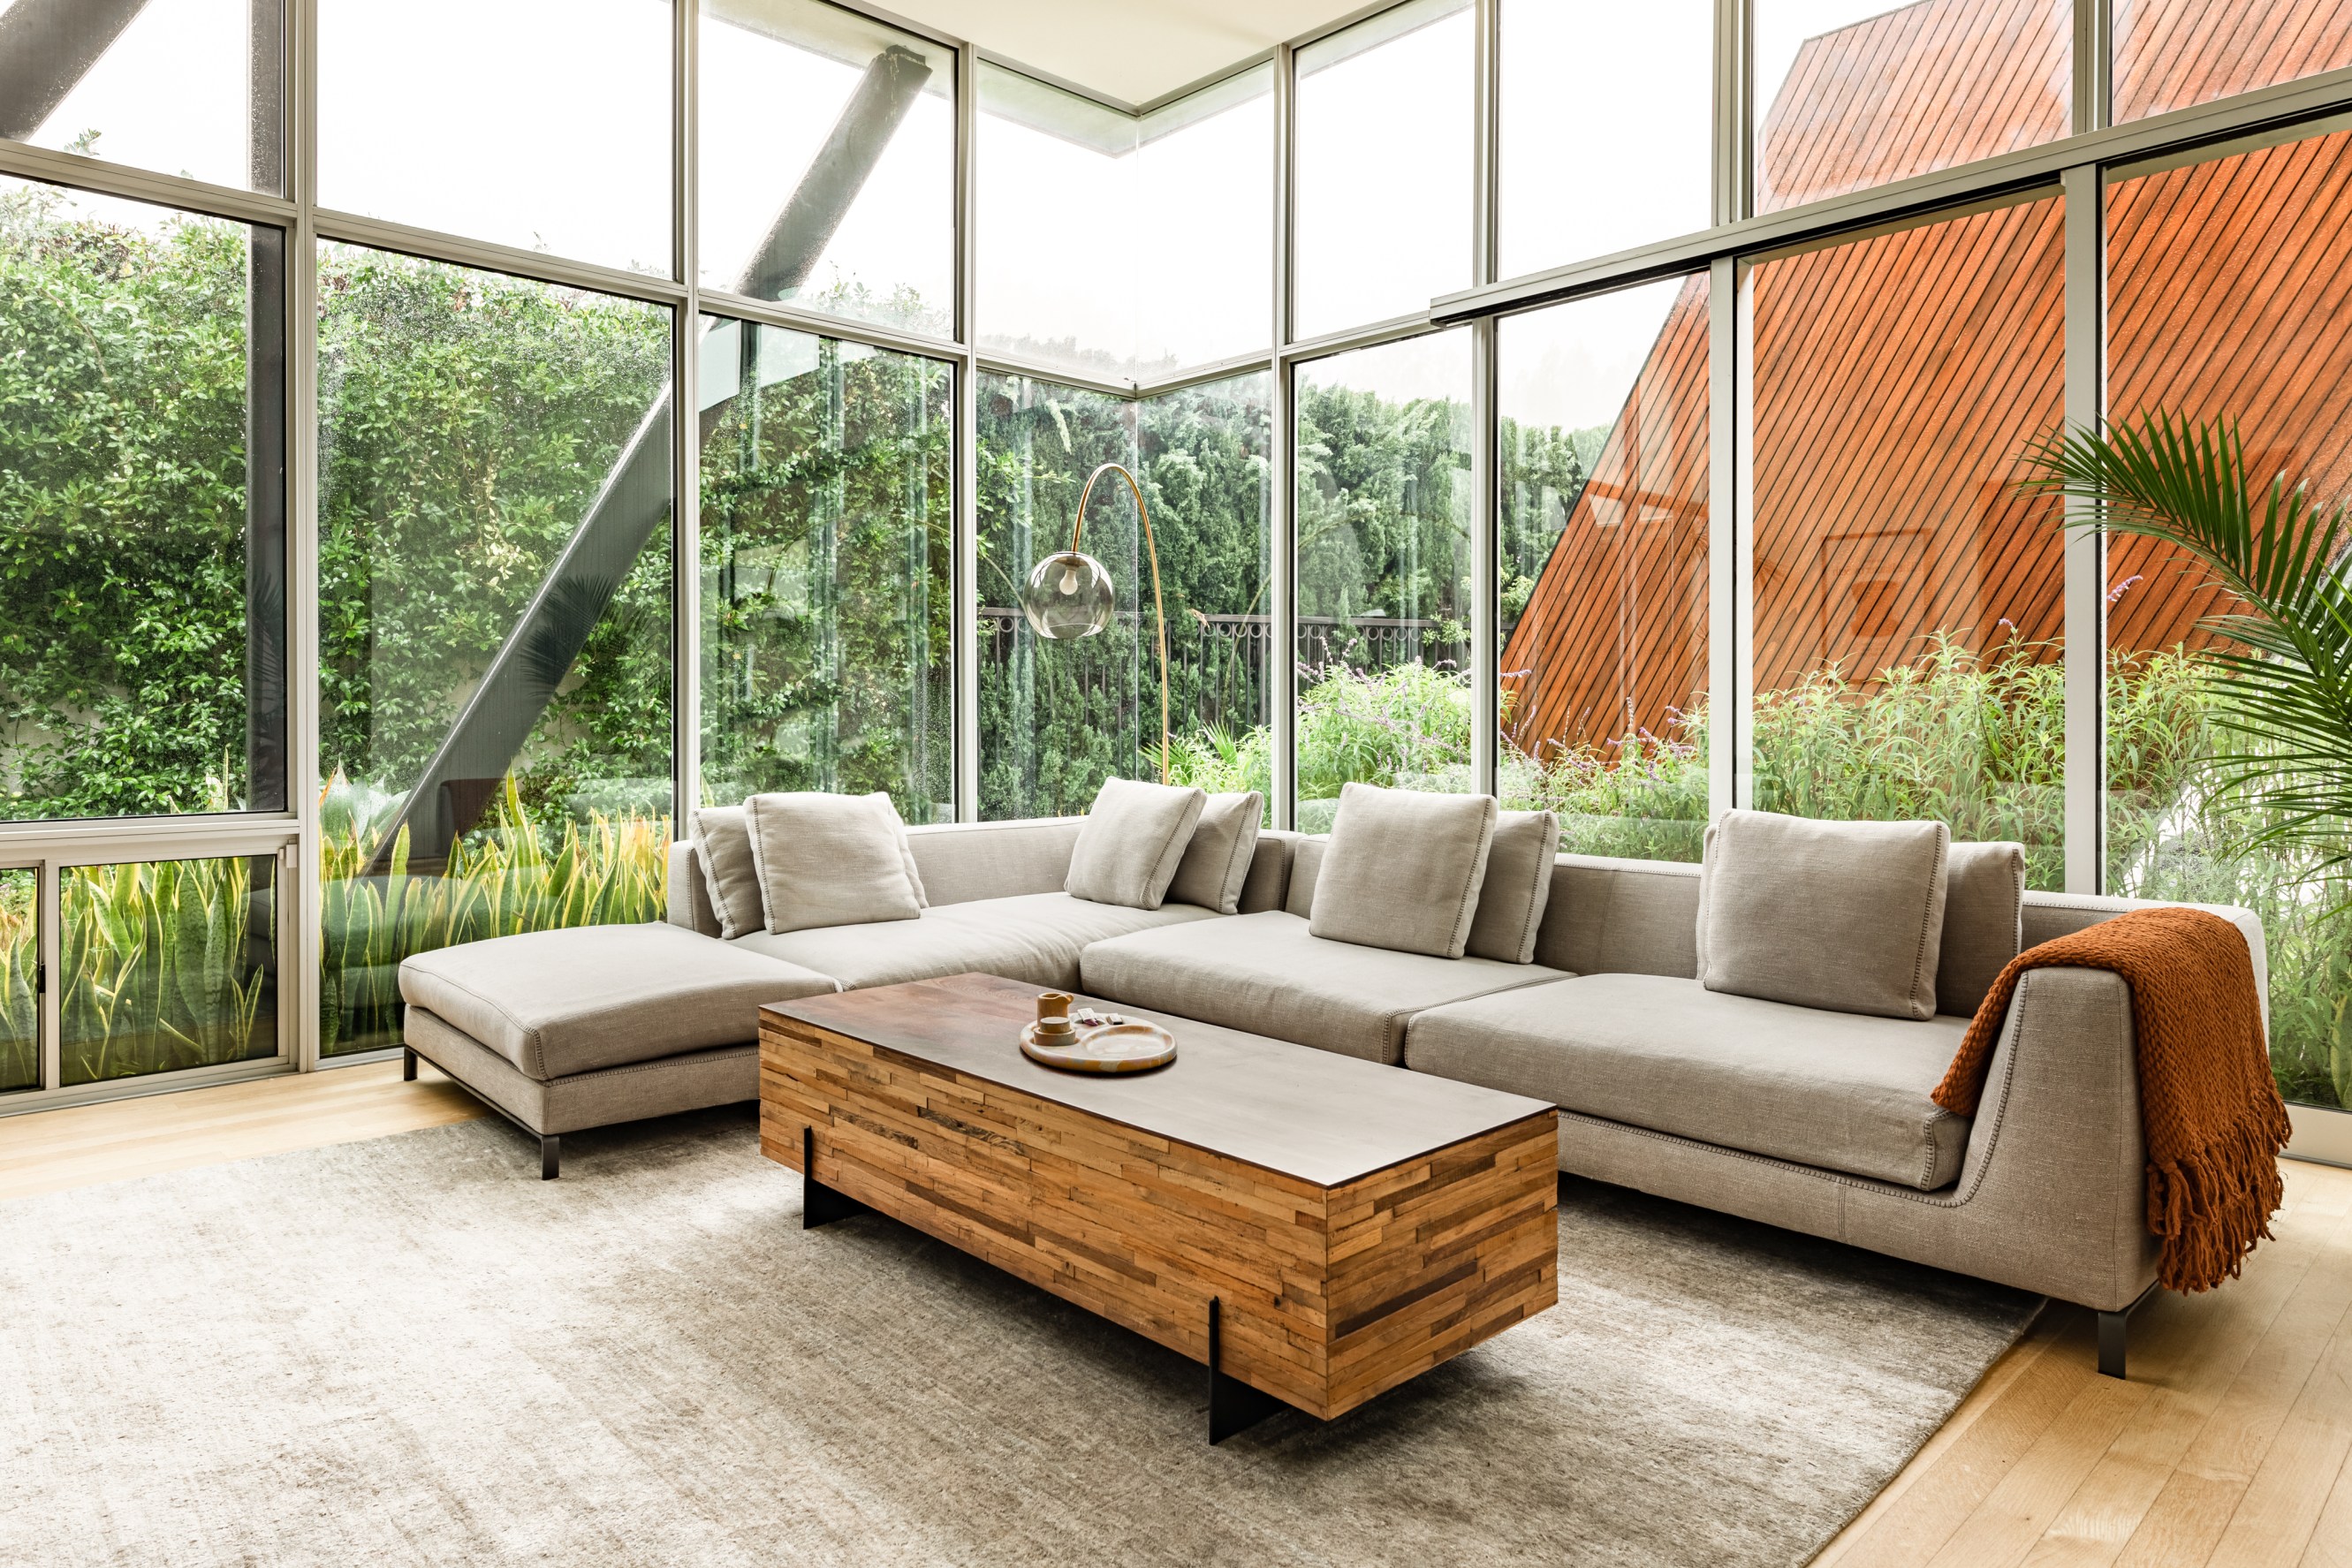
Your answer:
(12, 0), (1766, 430)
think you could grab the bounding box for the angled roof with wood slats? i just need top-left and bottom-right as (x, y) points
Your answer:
(1501, 0), (2352, 766)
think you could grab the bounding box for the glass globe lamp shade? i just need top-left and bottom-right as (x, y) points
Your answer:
(1019, 549), (1117, 640)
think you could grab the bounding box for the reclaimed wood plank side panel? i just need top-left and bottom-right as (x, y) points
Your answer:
(760, 1015), (1341, 1416)
(1320, 1114), (1559, 1419)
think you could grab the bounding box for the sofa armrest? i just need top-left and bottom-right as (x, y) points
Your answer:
(1937, 963), (2156, 1310)
(667, 840), (721, 937)
(2022, 890), (2266, 1032)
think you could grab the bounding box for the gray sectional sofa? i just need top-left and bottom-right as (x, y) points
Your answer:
(398, 811), (2266, 1375)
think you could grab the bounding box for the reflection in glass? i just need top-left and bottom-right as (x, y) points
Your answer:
(1754, 0), (2068, 214)
(979, 373), (1271, 819)
(1498, 1), (1711, 279)
(1294, 330), (1474, 830)
(975, 66), (1270, 379)
(1749, 195), (2067, 888)
(61, 855), (277, 1087)
(1294, 0), (1473, 341)
(698, 317), (952, 822)
(2106, 129), (2352, 1109)
(1498, 277), (1710, 860)
(699, 0), (953, 337)
(0, 176), (287, 822)
(0, 869), (34, 1094)
(316, 245), (674, 1057)
(0, 0), (284, 192)
(319, 0), (672, 274)
(2115, 0), (2352, 123)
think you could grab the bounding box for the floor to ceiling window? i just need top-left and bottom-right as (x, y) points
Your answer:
(2113, 0), (2352, 123)
(2105, 125), (2352, 1110)
(1294, 330), (1475, 830)
(1748, 193), (2068, 889)
(697, 316), (952, 822)
(315, 247), (674, 1057)
(1498, 276), (1710, 859)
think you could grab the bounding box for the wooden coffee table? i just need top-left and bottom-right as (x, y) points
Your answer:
(759, 971), (1559, 1443)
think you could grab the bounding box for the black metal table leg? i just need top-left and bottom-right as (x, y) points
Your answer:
(1207, 1297), (1286, 1444)
(801, 1125), (870, 1229)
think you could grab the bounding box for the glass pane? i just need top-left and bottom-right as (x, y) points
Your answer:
(1498, 276), (1710, 860)
(976, 65), (1136, 378)
(2115, 0), (2352, 123)
(978, 64), (1274, 379)
(1755, 0), (2069, 214)
(1749, 194), (2067, 890)
(0, 868), (34, 1095)
(0, 176), (287, 822)
(318, 0), (672, 275)
(2107, 130), (2352, 1110)
(1294, 0), (1474, 341)
(1498, 1), (1711, 279)
(1294, 330), (1474, 831)
(698, 0), (953, 337)
(0, 0), (283, 192)
(317, 245), (674, 1057)
(977, 372), (1273, 821)
(1134, 68), (1273, 372)
(698, 316), (952, 820)
(61, 854), (277, 1087)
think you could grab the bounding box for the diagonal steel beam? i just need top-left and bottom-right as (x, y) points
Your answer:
(0, 0), (152, 143)
(367, 45), (934, 873)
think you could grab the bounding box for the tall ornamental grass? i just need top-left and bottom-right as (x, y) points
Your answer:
(60, 856), (274, 1085)
(0, 871), (34, 1091)
(320, 775), (668, 1055)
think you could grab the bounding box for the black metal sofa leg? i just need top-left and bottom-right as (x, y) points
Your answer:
(402, 1047), (417, 1082)
(540, 1135), (561, 1181)
(2097, 1282), (2160, 1379)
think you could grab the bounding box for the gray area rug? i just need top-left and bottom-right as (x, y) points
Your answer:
(0, 1107), (2038, 1567)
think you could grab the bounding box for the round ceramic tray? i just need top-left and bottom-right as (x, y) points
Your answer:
(1019, 1020), (1177, 1074)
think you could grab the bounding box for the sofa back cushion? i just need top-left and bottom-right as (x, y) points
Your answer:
(1696, 810), (1950, 1020)
(1066, 776), (1206, 910)
(1309, 784), (1498, 959)
(908, 817), (1082, 907)
(1531, 854), (1702, 977)
(1464, 809), (1560, 964)
(688, 804), (764, 940)
(1937, 841), (2025, 1018)
(1166, 791), (1263, 914)
(745, 792), (925, 935)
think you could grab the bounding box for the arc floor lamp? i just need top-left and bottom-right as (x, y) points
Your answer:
(1015, 461), (1172, 784)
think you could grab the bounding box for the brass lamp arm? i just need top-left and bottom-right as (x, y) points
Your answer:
(1072, 461), (1171, 786)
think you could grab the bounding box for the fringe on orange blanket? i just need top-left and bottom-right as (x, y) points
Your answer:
(1932, 905), (2293, 1294)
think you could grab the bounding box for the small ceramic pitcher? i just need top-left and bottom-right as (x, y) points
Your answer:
(1034, 991), (1077, 1041)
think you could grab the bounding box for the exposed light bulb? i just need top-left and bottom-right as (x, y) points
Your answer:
(1058, 564), (1079, 594)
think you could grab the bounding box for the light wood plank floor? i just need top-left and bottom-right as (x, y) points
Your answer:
(0, 1066), (2345, 1565)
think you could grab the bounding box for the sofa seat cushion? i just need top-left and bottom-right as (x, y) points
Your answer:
(732, 891), (1221, 992)
(398, 923), (838, 1082)
(1081, 910), (1568, 1066)
(1405, 973), (1972, 1189)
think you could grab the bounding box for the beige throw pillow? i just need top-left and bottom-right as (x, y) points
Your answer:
(1066, 776), (1207, 910)
(688, 805), (764, 940)
(744, 791), (924, 935)
(1309, 784), (1499, 959)
(1936, 840), (2024, 1018)
(1166, 791), (1263, 914)
(1696, 810), (1950, 1020)
(1465, 808), (1560, 964)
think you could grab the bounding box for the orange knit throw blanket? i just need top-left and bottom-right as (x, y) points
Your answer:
(1932, 906), (2292, 1294)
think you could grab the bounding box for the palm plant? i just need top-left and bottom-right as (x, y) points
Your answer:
(2023, 410), (2352, 883)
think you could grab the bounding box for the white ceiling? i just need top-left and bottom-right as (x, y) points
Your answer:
(884, 0), (1372, 105)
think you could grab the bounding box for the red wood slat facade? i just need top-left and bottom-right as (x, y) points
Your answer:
(1501, 0), (2352, 766)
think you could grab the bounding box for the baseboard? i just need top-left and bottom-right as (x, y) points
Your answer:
(2285, 1102), (2352, 1170)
